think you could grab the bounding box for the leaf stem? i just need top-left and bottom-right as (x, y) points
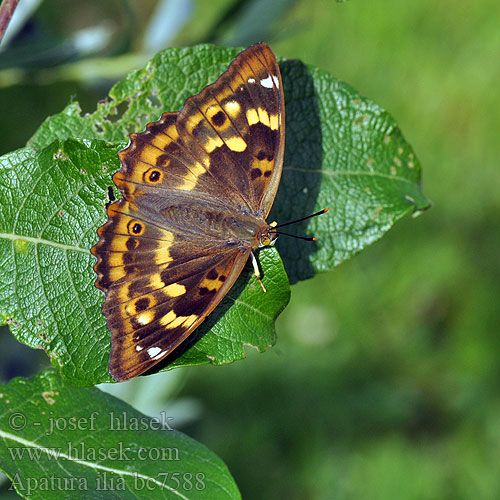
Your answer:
(0, 0), (20, 45)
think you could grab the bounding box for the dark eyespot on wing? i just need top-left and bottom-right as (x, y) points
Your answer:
(211, 111), (226, 127)
(206, 268), (219, 280)
(251, 168), (262, 180)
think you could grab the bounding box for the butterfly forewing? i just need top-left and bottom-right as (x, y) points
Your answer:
(177, 42), (285, 216)
(91, 43), (284, 381)
(114, 112), (240, 207)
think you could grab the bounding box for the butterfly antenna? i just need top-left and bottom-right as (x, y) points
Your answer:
(269, 208), (328, 241)
(273, 208), (329, 229)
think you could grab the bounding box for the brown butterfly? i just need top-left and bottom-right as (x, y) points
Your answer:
(91, 43), (286, 381)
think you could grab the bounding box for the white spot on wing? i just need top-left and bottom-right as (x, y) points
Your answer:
(147, 347), (161, 358)
(272, 75), (279, 88)
(135, 345), (143, 352)
(260, 75), (273, 88)
(248, 77), (255, 83)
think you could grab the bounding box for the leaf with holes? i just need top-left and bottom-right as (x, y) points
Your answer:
(29, 44), (431, 284)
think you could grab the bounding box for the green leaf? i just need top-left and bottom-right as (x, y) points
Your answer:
(29, 44), (430, 283)
(0, 370), (240, 499)
(0, 44), (429, 384)
(272, 61), (431, 282)
(0, 139), (290, 386)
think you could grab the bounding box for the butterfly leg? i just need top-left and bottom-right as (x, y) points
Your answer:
(250, 251), (267, 293)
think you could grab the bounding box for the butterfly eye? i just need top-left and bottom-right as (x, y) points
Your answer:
(260, 235), (271, 246)
(128, 221), (144, 235)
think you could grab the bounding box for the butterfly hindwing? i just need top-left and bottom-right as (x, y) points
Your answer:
(92, 196), (252, 381)
(106, 248), (250, 381)
(93, 199), (175, 291)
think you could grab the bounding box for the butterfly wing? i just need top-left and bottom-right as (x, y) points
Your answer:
(114, 43), (284, 218)
(176, 42), (285, 216)
(93, 199), (250, 380)
(92, 43), (284, 381)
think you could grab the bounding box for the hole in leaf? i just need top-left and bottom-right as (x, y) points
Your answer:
(94, 121), (105, 135)
(146, 92), (161, 109)
(53, 149), (67, 160)
(105, 100), (130, 123)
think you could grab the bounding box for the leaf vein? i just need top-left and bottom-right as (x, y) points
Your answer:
(0, 429), (190, 499)
(0, 233), (90, 254)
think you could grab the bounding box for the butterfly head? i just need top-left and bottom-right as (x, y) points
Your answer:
(258, 222), (279, 248)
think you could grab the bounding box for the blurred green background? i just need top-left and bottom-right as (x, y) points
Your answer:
(1, 0), (499, 498)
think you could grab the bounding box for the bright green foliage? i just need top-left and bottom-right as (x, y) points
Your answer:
(273, 61), (430, 282)
(0, 141), (117, 385)
(0, 44), (428, 386)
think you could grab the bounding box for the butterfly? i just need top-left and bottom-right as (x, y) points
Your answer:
(91, 43), (286, 381)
